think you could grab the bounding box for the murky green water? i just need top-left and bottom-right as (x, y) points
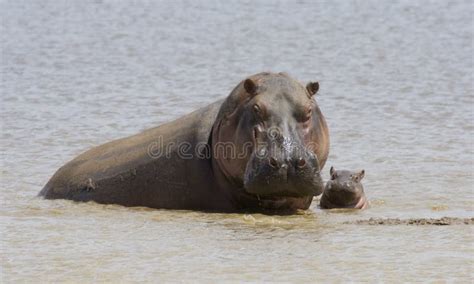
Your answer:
(1, 0), (473, 282)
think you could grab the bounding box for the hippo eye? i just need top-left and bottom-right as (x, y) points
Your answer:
(253, 104), (260, 113)
(253, 104), (264, 119)
(352, 175), (359, 182)
(301, 107), (312, 122)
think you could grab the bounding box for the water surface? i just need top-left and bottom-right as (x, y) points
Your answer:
(1, 0), (473, 282)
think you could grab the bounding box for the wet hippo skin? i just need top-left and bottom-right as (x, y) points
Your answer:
(320, 167), (368, 209)
(40, 72), (330, 212)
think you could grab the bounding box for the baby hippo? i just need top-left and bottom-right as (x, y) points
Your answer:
(320, 166), (368, 209)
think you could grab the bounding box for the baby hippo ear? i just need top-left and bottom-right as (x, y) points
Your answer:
(244, 78), (258, 96)
(306, 81), (319, 96)
(330, 166), (335, 176)
(357, 170), (365, 180)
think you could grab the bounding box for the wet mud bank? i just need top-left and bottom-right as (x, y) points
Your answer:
(345, 217), (474, 225)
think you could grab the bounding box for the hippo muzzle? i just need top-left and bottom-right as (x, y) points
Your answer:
(243, 127), (324, 197)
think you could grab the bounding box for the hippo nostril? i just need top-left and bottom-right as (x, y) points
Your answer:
(296, 158), (306, 169)
(269, 157), (279, 168)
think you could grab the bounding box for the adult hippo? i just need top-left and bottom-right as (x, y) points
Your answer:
(40, 72), (330, 212)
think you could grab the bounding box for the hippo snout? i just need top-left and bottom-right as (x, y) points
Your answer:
(267, 156), (311, 171)
(243, 147), (323, 198)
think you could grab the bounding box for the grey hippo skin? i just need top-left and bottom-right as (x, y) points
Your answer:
(40, 72), (330, 212)
(320, 166), (368, 209)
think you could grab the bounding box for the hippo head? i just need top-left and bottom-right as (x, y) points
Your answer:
(212, 72), (329, 207)
(320, 167), (366, 209)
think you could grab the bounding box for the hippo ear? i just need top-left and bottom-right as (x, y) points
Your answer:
(244, 78), (258, 96)
(358, 170), (365, 180)
(306, 81), (319, 97)
(330, 166), (337, 180)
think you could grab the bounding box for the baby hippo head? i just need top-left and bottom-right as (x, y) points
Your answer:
(320, 166), (367, 209)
